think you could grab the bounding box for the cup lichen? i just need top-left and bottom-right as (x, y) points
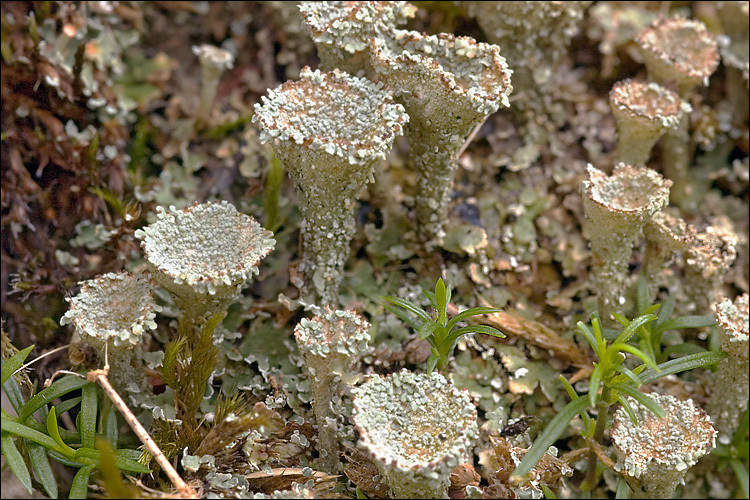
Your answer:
(351, 369), (478, 498)
(367, 28), (513, 246)
(611, 393), (716, 499)
(708, 293), (749, 442)
(581, 164), (671, 323)
(253, 66), (408, 306)
(295, 307), (371, 473)
(609, 79), (690, 167)
(134, 200), (275, 327)
(60, 271), (159, 394)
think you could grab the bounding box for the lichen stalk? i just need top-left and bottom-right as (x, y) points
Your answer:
(367, 29), (512, 246)
(192, 44), (234, 126)
(610, 394), (716, 499)
(253, 67), (408, 306)
(294, 308), (371, 473)
(581, 164), (671, 324)
(708, 294), (749, 442)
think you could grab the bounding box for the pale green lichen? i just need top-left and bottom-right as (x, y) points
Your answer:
(193, 44), (234, 125)
(464, 1), (591, 107)
(60, 271), (158, 393)
(609, 79), (690, 166)
(294, 307), (371, 472)
(708, 293), (749, 442)
(135, 200), (275, 323)
(611, 394), (716, 499)
(642, 211), (696, 300)
(299, 1), (416, 74)
(581, 164), (671, 323)
(253, 67), (408, 306)
(684, 221), (738, 312)
(635, 17), (719, 209)
(367, 28), (512, 246)
(352, 370), (478, 498)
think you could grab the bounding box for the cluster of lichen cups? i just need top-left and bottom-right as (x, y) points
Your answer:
(61, 201), (276, 394)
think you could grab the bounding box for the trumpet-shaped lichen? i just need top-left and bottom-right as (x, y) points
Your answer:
(299, 0), (416, 74)
(708, 294), (749, 442)
(367, 28), (512, 246)
(135, 200), (275, 323)
(352, 370), (478, 498)
(611, 394), (716, 499)
(253, 67), (408, 306)
(295, 307), (371, 472)
(581, 164), (671, 323)
(61, 271), (159, 392)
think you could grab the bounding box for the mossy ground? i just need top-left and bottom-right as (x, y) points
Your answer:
(1, 2), (747, 498)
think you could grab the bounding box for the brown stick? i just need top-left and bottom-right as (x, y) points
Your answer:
(87, 365), (199, 499)
(447, 303), (592, 380)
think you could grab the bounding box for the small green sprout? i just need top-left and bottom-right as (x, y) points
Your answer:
(381, 278), (505, 372)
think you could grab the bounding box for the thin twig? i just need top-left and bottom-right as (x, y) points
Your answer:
(457, 115), (489, 158)
(14, 344), (71, 378)
(87, 347), (199, 499)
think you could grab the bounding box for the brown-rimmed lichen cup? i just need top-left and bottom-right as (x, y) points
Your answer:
(253, 67), (408, 307)
(635, 17), (719, 210)
(609, 79), (690, 167)
(351, 369), (478, 498)
(299, 0), (416, 75)
(611, 394), (716, 499)
(708, 293), (749, 442)
(135, 201), (275, 329)
(463, 1), (590, 109)
(581, 164), (671, 324)
(60, 271), (159, 394)
(295, 307), (371, 473)
(367, 28), (513, 247)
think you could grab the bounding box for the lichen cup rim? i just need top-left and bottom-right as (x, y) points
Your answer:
(134, 200), (275, 299)
(60, 271), (159, 347)
(583, 163), (672, 215)
(299, 0), (416, 48)
(609, 79), (688, 126)
(253, 66), (409, 166)
(351, 369), (478, 475)
(635, 16), (719, 95)
(368, 27), (513, 116)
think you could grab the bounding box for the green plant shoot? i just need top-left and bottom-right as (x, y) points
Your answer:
(381, 278), (505, 372)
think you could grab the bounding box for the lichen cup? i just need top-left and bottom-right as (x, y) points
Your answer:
(299, 0), (415, 75)
(351, 370), (478, 498)
(581, 164), (671, 324)
(61, 271), (159, 394)
(254, 67), (408, 306)
(367, 28), (513, 247)
(635, 17), (719, 209)
(708, 294), (749, 442)
(295, 307), (371, 473)
(611, 394), (716, 499)
(609, 79), (689, 166)
(135, 201), (275, 329)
